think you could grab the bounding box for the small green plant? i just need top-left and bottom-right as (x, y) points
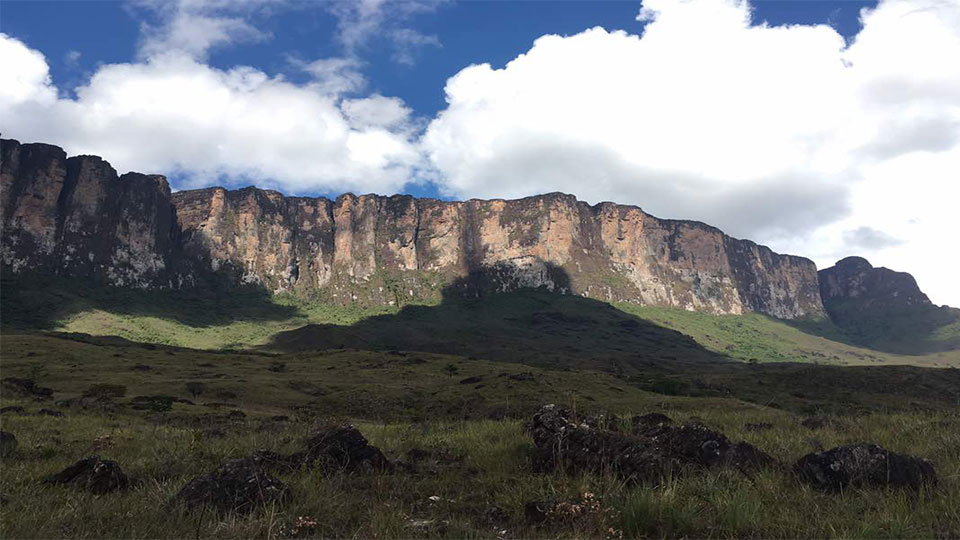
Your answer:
(185, 382), (206, 398)
(27, 363), (48, 383)
(443, 363), (459, 378)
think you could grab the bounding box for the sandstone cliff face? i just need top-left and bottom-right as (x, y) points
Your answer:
(1, 139), (185, 287)
(1, 139), (824, 318)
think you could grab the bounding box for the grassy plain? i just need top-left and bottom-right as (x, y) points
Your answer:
(1, 333), (958, 538)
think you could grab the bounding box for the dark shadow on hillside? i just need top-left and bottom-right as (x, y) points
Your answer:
(782, 304), (960, 356)
(625, 360), (960, 415)
(0, 273), (302, 331)
(267, 264), (731, 372)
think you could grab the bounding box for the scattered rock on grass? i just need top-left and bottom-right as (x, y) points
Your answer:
(0, 431), (17, 458)
(459, 376), (482, 385)
(404, 519), (449, 535)
(297, 422), (393, 473)
(524, 493), (604, 525)
(745, 422), (774, 432)
(172, 458), (289, 514)
(529, 405), (668, 481)
(529, 405), (778, 481)
(45, 456), (129, 494)
(0, 406), (25, 415)
(38, 408), (64, 417)
(653, 422), (777, 470)
(794, 443), (937, 491)
(631, 413), (673, 436)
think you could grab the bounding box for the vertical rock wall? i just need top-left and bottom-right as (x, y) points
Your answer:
(1, 138), (825, 318)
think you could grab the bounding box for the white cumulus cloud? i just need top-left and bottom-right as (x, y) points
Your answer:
(0, 33), (421, 196)
(422, 0), (960, 306)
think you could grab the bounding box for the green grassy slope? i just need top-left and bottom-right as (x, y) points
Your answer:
(3, 276), (957, 367)
(615, 304), (960, 367)
(2, 332), (958, 418)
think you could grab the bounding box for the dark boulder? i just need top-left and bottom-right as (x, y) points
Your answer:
(38, 408), (64, 417)
(0, 431), (17, 458)
(583, 413), (621, 432)
(45, 456), (129, 494)
(794, 443), (937, 491)
(529, 405), (777, 481)
(651, 422), (776, 470)
(298, 422), (392, 473)
(528, 405), (669, 481)
(631, 413), (673, 436)
(250, 449), (298, 473)
(0, 406), (25, 415)
(171, 458), (289, 514)
(459, 376), (482, 385)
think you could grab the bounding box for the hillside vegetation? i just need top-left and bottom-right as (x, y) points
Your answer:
(3, 276), (957, 367)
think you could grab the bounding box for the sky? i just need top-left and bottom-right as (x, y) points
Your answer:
(1, 0), (958, 306)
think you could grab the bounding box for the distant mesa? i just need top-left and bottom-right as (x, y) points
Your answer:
(818, 257), (959, 353)
(1, 137), (823, 320)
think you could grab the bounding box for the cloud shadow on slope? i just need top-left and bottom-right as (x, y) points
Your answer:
(266, 263), (731, 373)
(0, 273), (302, 332)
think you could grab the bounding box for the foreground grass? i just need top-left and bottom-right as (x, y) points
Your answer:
(1, 399), (958, 538)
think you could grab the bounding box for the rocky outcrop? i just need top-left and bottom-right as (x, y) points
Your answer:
(819, 257), (932, 309)
(794, 443), (937, 491)
(1, 138), (824, 318)
(528, 405), (776, 482)
(45, 455), (130, 494)
(171, 457), (289, 514)
(818, 257), (959, 350)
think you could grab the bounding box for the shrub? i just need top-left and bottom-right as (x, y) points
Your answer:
(185, 382), (206, 398)
(83, 384), (127, 399)
(130, 395), (175, 412)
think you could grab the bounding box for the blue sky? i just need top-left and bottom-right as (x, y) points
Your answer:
(1, 0), (958, 305)
(4, 0), (873, 123)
